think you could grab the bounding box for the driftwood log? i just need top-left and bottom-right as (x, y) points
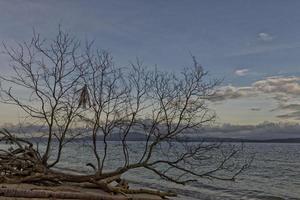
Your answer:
(0, 187), (126, 200)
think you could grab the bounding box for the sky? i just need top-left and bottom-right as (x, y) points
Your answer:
(0, 0), (300, 126)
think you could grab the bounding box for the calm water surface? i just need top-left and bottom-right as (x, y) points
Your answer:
(1, 141), (299, 199)
(52, 142), (300, 200)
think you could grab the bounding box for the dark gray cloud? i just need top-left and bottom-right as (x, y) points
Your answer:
(196, 122), (300, 140)
(277, 111), (300, 120)
(279, 104), (300, 110)
(273, 104), (300, 120)
(250, 108), (261, 111)
(5, 121), (300, 140)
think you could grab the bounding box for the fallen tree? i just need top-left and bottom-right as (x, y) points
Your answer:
(0, 27), (252, 199)
(0, 129), (176, 198)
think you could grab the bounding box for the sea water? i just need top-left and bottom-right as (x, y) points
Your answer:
(53, 142), (300, 200)
(2, 141), (300, 199)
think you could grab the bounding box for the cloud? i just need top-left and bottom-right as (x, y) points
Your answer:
(197, 122), (300, 140)
(272, 94), (292, 102)
(275, 103), (300, 120)
(210, 85), (254, 102)
(212, 76), (300, 102)
(279, 103), (300, 110)
(234, 68), (249, 76)
(252, 76), (300, 95)
(250, 108), (261, 111)
(277, 111), (300, 120)
(258, 32), (274, 42)
(211, 76), (300, 120)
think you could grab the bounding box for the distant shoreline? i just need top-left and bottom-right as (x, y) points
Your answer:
(6, 135), (300, 144)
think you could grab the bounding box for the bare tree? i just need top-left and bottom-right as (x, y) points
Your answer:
(80, 53), (251, 185)
(0, 27), (85, 168)
(0, 27), (251, 199)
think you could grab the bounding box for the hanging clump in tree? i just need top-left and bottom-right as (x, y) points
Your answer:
(78, 84), (91, 109)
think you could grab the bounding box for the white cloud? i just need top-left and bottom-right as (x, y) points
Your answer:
(234, 69), (249, 76)
(211, 76), (300, 120)
(258, 32), (274, 42)
(253, 76), (300, 95)
(211, 76), (300, 102)
(210, 85), (254, 101)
